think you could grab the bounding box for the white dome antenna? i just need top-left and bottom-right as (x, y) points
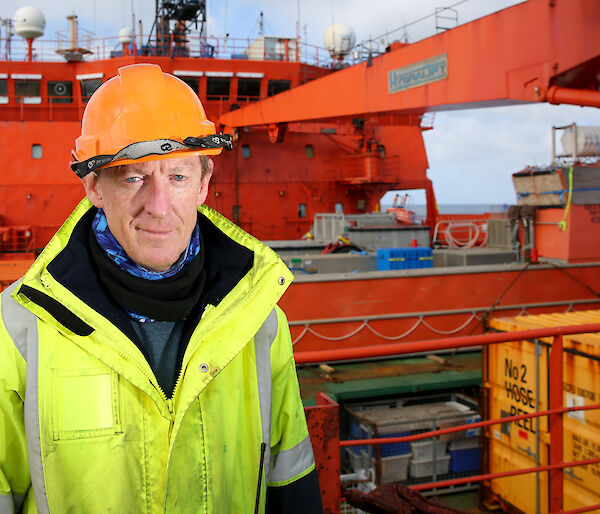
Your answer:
(323, 23), (356, 61)
(13, 6), (45, 39)
(118, 26), (134, 57)
(119, 27), (134, 45)
(13, 6), (46, 61)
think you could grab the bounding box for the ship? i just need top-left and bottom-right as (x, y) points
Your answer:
(1, 0), (600, 511)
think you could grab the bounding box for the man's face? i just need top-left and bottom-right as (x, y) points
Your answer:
(83, 155), (212, 272)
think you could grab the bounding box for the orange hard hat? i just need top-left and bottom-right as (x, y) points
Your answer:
(71, 63), (232, 178)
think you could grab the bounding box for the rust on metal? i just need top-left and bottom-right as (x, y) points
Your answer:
(304, 393), (340, 514)
(342, 482), (466, 513)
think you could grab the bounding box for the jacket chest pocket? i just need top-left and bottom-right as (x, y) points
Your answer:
(51, 368), (122, 440)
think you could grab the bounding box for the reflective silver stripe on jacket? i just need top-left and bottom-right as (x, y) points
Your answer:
(268, 435), (315, 484)
(1, 281), (29, 361)
(254, 309), (277, 477)
(254, 308), (315, 485)
(0, 492), (25, 514)
(1, 283), (50, 514)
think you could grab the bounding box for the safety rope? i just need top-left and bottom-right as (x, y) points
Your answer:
(292, 313), (481, 345)
(364, 317), (422, 341)
(306, 321), (368, 341)
(291, 301), (589, 346)
(558, 166), (574, 232)
(420, 313), (480, 335)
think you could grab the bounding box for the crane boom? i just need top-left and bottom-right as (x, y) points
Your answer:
(220, 0), (600, 128)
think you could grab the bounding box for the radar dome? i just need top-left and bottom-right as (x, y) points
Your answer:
(119, 27), (134, 45)
(323, 23), (356, 61)
(13, 6), (46, 40)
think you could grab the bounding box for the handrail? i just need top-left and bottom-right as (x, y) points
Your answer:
(290, 299), (600, 326)
(294, 322), (600, 363)
(340, 404), (600, 448)
(302, 322), (600, 512)
(0, 33), (332, 66)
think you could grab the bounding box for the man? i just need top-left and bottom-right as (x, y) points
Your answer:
(0, 64), (323, 513)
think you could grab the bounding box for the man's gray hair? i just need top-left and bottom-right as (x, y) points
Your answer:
(199, 155), (210, 178)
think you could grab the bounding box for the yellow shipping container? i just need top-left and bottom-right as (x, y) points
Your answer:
(485, 310), (600, 513)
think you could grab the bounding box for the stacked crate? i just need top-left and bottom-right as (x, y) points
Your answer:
(344, 394), (480, 485)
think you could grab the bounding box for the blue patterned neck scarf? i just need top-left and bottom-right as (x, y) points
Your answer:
(92, 209), (201, 321)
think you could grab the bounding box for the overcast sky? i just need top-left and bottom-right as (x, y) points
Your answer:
(3, 0), (599, 205)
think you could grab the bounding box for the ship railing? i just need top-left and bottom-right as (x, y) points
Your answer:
(0, 95), (85, 122)
(326, 152), (423, 184)
(0, 33), (334, 66)
(0, 226), (35, 254)
(299, 323), (600, 513)
(289, 298), (600, 346)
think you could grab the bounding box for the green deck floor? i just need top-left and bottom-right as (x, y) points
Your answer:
(298, 351), (482, 406)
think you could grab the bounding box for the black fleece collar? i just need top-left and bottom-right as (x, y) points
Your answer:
(88, 228), (206, 322)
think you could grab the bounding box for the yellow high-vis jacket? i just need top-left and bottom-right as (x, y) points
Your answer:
(0, 199), (320, 513)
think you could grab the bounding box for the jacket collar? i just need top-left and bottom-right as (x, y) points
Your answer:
(13, 198), (293, 406)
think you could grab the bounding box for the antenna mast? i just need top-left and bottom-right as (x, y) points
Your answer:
(147, 0), (206, 56)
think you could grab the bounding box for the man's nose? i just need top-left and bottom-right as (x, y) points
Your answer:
(143, 177), (170, 218)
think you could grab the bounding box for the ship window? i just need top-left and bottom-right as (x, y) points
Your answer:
(180, 77), (199, 93)
(298, 203), (306, 218)
(80, 78), (103, 103)
(206, 77), (230, 100)
(32, 144), (42, 159)
(15, 80), (41, 104)
(305, 145), (314, 158)
(267, 79), (290, 97)
(241, 144), (251, 158)
(237, 78), (261, 101)
(357, 199), (366, 210)
(335, 203), (344, 214)
(48, 81), (73, 103)
(0, 79), (7, 103)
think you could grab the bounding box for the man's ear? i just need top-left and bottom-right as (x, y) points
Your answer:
(81, 173), (104, 208)
(197, 159), (214, 206)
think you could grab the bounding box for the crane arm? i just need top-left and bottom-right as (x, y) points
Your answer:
(220, 0), (600, 128)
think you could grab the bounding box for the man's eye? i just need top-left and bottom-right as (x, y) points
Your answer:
(125, 176), (141, 183)
(172, 174), (186, 182)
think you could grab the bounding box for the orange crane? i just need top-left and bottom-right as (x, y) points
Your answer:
(220, 0), (600, 228)
(221, 0), (599, 126)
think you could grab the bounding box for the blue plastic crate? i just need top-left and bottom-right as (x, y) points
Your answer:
(448, 440), (481, 473)
(377, 248), (433, 270)
(348, 421), (369, 455)
(348, 421), (410, 456)
(380, 431), (411, 457)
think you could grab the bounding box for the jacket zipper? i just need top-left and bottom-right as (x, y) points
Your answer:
(254, 442), (267, 514)
(90, 332), (169, 404)
(168, 303), (216, 398)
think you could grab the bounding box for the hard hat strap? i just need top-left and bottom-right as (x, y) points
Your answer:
(71, 134), (233, 178)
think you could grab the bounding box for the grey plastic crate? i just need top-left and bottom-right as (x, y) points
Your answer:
(409, 439), (447, 460)
(380, 453), (412, 483)
(409, 455), (451, 478)
(344, 447), (370, 473)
